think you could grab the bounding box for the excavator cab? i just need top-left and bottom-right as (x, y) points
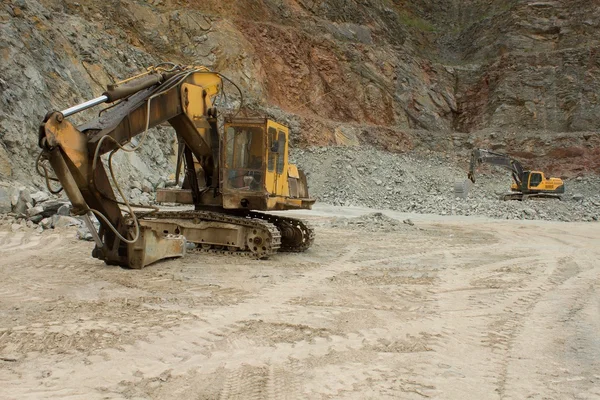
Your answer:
(513, 171), (564, 194)
(221, 117), (314, 211)
(512, 171), (544, 192)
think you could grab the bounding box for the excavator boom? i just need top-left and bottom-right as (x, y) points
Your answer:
(468, 148), (524, 186)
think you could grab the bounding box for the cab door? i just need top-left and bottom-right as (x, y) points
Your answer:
(265, 121), (288, 196)
(528, 172), (543, 190)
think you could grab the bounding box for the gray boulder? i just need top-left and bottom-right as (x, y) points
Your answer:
(31, 191), (50, 205)
(56, 204), (71, 216)
(129, 188), (143, 202)
(29, 214), (44, 224)
(40, 200), (70, 217)
(141, 179), (153, 193)
(40, 218), (53, 229)
(77, 227), (94, 241)
(0, 186), (12, 213)
(14, 188), (32, 215)
(131, 181), (142, 190)
(52, 215), (81, 229)
(27, 206), (44, 218)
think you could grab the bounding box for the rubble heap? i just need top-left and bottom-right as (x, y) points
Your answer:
(292, 147), (600, 222)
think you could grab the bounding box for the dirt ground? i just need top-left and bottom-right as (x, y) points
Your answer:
(0, 206), (599, 399)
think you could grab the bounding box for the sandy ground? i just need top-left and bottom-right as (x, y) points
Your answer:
(0, 205), (599, 399)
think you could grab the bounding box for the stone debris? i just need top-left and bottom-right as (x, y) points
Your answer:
(141, 179), (153, 193)
(1, 144), (597, 242)
(26, 205), (44, 218)
(56, 204), (71, 216)
(292, 147), (600, 223)
(31, 191), (50, 204)
(77, 227), (95, 241)
(331, 212), (416, 232)
(13, 188), (33, 215)
(0, 184), (86, 235)
(0, 165), (163, 239)
(1, 144), (598, 244)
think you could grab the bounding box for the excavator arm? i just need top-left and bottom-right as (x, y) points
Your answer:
(468, 148), (525, 187)
(38, 65), (224, 268)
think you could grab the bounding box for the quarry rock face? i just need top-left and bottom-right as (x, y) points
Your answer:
(0, 0), (598, 191)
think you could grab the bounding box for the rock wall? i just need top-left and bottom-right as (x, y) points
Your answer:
(0, 0), (598, 192)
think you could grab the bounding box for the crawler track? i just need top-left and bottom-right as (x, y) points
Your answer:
(248, 212), (315, 252)
(134, 210), (281, 259)
(133, 210), (314, 258)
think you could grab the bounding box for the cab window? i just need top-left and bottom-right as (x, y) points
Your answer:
(267, 127), (277, 172)
(224, 125), (264, 191)
(530, 173), (542, 187)
(276, 131), (286, 174)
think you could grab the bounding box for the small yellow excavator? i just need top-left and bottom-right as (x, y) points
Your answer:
(468, 148), (565, 201)
(37, 64), (315, 268)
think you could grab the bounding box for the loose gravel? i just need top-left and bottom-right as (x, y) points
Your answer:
(291, 147), (600, 222)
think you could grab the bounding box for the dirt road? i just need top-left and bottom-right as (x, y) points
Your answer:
(0, 207), (599, 399)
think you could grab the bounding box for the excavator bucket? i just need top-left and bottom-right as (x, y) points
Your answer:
(454, 180), (471, 199)
(126, 226), (186, 269)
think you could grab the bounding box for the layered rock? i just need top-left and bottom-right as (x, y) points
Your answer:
(0, 0), (598, 195)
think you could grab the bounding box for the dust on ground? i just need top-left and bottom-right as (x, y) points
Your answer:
(0, 209), (599, 399)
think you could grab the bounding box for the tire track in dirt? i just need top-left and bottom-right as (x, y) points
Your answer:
(1, 245), (360, 399)
(383, 223), (594, 399)
(119, 230), (503, 398)
(431, 221), (599, 398)
(0, 231), (63, 262)
(4, 234), (466, 398)
(218, 364), (303, 400)
(489, 256), (580, 398)
(207, 235), (509, 398)
(2, 220), (598, 399)
(500, 248), (600, 399)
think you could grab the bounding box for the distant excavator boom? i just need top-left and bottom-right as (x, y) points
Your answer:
(468, 148), (525, 186)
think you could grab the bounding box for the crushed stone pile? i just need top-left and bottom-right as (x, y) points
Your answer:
(291, 147), (600, 223)
(330, 212), (416, 232)
(2, 145), (598, 242)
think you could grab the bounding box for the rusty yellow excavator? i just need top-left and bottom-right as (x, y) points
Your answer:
(37, 64), (315, 268)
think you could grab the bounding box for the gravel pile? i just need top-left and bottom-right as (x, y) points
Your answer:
(2, 145), (597, 242)
(291, 147), (600, 222)
(330, 212), (417, 232)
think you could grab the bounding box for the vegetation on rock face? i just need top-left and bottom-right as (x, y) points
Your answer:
(0, 0), (598, 190)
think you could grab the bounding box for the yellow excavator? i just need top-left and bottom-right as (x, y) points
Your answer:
(37, 64), (315, 268)
(468, 148), (565, 201)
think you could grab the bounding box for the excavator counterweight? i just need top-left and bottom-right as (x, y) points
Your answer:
(38, 64), (315, 268)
